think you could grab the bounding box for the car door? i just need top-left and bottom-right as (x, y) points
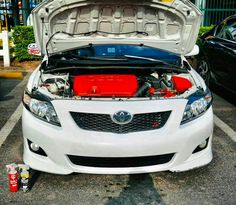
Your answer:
(204, 19), (236, 92)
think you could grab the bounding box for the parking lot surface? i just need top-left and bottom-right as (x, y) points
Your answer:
(0, 75), (235, 205)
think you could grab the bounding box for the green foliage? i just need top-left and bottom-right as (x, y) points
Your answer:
(12, 26), (40, 61)
(198, 26), (215, 37)
(197, 26), (215, 46)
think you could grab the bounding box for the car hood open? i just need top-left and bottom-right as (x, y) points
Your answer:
(32, 0), (202, 56)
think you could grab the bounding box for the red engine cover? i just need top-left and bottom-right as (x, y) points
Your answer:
(73, 74), (138, 97)
(172, 76), (192, 93)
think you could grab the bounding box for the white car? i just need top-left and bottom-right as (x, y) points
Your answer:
(22, 0), (214, 175)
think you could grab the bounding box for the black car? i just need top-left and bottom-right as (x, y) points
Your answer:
(197, 15), (236, 94)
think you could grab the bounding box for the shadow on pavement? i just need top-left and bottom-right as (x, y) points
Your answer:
(0, 79), (21, 101)
(106, 174), (165, 205)
(210, 83), (236, 106)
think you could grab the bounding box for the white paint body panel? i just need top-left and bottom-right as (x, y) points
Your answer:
(32, 0), (202, 55)
(22, 96), (213, 174)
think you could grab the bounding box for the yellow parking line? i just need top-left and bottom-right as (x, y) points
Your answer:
(0, 71), (23, 79)
(160, 0), (174, 2)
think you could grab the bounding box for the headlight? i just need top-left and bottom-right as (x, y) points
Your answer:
(181, 89), (213, 124)
(22, 92), (61, 126)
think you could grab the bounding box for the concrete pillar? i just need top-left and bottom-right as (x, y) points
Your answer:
(195, 0), (201, 8)
(2, 31), (10, 67)
(201, 0), (207, 26)
(195, 0), (207, 26)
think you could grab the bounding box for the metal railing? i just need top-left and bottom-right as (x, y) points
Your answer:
(198, 0), (236, 26)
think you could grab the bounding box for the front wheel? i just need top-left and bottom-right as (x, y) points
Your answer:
(196, 58), (211, 86)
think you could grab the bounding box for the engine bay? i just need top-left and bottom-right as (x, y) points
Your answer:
(38, 69), (196, 100)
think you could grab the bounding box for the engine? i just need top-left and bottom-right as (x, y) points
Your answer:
(39, 72), (193, 99)
(73, 74), (138, 97)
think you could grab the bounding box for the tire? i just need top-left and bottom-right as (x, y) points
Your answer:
(196, 58), (211, 86)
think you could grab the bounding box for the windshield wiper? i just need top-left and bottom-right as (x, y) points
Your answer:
(123, 55), (183, 69)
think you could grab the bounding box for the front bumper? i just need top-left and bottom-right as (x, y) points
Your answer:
(22, 99), (214, 175)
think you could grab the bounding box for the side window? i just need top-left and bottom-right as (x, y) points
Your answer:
(215, 23), (224, 36)
(227, 23), (236, 41)
(217, 19), (236, 42)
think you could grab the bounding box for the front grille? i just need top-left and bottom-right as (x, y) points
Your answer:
(67, 154), (175, 168)
(70, 111), (171, 134)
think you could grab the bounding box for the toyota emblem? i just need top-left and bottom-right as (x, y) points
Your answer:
(112, 111), (133, 125)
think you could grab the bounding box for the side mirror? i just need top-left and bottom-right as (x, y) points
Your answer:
(185, 45), (199, 57)
(27, 43), (41, 56)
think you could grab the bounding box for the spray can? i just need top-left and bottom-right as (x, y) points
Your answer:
(6, 164), (19, 192)
(18, 164), (30, 192)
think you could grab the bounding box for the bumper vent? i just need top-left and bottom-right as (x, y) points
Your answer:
(67, 154), (175, 168)
(70, 111), (171, 134)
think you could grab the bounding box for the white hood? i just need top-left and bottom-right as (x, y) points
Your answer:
(32, 0), (202, 55)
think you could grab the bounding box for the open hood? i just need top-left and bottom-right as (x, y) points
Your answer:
(32, 0), (202, 56)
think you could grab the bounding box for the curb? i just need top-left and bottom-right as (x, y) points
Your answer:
(0, 71), (24, 79)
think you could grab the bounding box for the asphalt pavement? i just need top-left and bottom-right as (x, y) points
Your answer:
(0, 74), (235, 205)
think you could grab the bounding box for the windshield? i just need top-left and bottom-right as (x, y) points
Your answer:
(59, 45), (182, 66)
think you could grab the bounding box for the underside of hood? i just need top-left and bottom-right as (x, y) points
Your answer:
(32, 0), (202, 55)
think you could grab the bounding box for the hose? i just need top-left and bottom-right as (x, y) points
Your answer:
(135, 82), (151, 97)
